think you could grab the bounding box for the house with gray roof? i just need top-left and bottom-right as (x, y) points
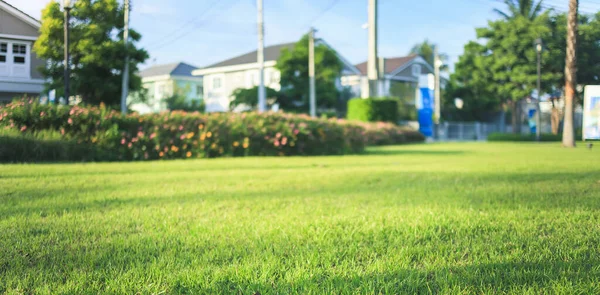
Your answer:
(341, 55), (434, 101)
(192, 42), (360, 113)
(0, 0), (45, 102)
(129, 62), (203, 114)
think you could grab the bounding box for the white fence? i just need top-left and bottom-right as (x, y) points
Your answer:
(437, 122), (513, 141)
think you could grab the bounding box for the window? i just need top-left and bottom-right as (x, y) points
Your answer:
(12, 44), (26, 64)
(0, 40), (29, 77)
(0, 43), (6, 64)
(213, 77), (222, 89)
(12, 44), (26, 54)
(251, 72), (258, 86)
(412, 64), (421, 77)
(157, 84), (165, 98)
(196, 85), (203, 96)
(270, 71), (280, 84)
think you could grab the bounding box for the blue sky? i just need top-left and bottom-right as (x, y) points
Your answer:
(11, 0), (599, 70)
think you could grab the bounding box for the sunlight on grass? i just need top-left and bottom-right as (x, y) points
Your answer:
(1, 143), (599, 294)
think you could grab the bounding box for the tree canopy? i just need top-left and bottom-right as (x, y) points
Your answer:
(34, 0), (148, 106)
(275, 35), (343, 112)
(230, 86), (281, 111)
(409, 39), (449, 70)
(493, 0), (544, 20)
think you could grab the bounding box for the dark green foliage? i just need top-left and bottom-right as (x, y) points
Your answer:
(34, 0), (149, 106)
(546, 13), (600, 100)
(0, 129), (114, 162)
(275, 35), (343, 112)
(165, 93), (205, 113)
(230, 86), (281, 111)
(493, 0), (544, 20)
(347, 98), (399, 123)
(487, 132), (562, 142)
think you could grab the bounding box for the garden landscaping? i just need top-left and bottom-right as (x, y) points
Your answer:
(0, 100), (423, 162)
(1, 142), (599, 294)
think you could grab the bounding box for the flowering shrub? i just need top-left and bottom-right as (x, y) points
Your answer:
(0, 100), (423, 162)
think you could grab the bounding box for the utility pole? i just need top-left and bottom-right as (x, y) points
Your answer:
(257, 0), (266, 112)
(434, 46), (441, 125)
(563, 0), (578, 147)
(367, 0), (378, 98)
(120, 0), (130, 113)
(309, 28), (316, 118)
(63, 0), (72, 105)
(535, 38), (543, 142)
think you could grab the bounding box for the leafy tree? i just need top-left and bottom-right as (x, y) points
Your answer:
(165, 93), (204, 112)
(443, 42), (500, 122)
(493, 0), (544, 20)
(546, 12), (600, 94)
(276, 35), (343, 112)
(230, 86), (281, 111)
(479, 15), (553, 132)
(409, 39), (449, 70)
(165, 84), (204, 112)
(34, 0), (148, 106)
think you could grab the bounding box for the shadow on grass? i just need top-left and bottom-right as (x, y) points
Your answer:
(236, 259), (600, 294)
(364, 149), (467, 156)
(3, 226), (599, 294)
(2, 169), (600, 219)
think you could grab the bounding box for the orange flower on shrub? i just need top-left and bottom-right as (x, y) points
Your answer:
(171, 145), (179, 152)
(243, 142), (249, 149)
(233, 141), (239, 147)
(206, 131), (212, 138)
(159, 152), (164, 157)
(198, 124), (204, 130)
(186, 132), (194, 139)
(186, 151), (192, 158)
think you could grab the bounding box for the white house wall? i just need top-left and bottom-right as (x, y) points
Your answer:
(203, 65), (281, 113)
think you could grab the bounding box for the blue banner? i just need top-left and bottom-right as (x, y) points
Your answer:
(418, 88), (434, 137)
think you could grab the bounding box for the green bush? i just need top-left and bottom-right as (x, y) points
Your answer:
(0, 100), (423, 162)
(0, 129), (114, 162)
(347, 98), (399, 123)
(487, 133), (562, 142)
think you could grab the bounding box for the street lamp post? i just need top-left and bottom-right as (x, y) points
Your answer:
(63, 0), (73, 104)
(535, 38), (543, 141)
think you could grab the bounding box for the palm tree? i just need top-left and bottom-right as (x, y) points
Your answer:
(563, 0), (578, 147)
(493, 0), (545, 20)
(409, 40), (448, 71)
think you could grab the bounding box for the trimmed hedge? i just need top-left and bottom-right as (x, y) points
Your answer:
(347, 98), (399, 123)
(487, 133), (562, 142)
(0, 100), (424, 162)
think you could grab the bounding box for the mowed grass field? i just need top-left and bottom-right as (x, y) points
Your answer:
(1, 143), (600, 294)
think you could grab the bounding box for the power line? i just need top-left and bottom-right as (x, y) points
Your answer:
(305, 0), (343, 25)
(146, 0), (222, 49)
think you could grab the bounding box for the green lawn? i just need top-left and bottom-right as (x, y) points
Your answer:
(1, 143), (600, 294)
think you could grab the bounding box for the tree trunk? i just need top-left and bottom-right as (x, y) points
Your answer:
(563, 0), (578, 147)
(551, 107), (560, 135)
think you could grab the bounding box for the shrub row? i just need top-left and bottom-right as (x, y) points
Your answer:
(0, 100), (424, 162)
(347, 98), (399, 123)
(487, 132), (563, 142)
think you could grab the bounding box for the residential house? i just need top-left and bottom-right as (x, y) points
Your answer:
(130, 62), (203, 114)
(192, 42), (361, 113)
(342, 55), (434, 103)
(0, 0), (45, 102)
